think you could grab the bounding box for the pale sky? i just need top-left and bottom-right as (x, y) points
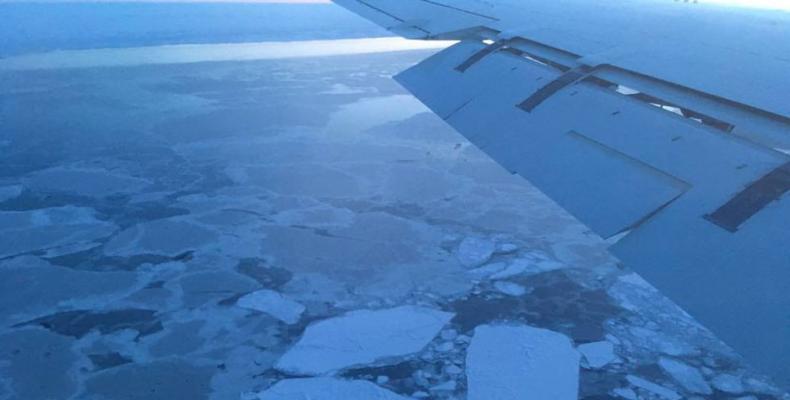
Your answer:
(0, 0), (332, 2)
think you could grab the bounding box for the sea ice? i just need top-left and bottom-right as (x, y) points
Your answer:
(0, 185), (22, 202)
(493, 281), (527, 296)
(612, 387), (638, 399)
(275, 306), (453, 375)
(236, 290), (305, 324)
(466, 262), (507, 279)
(0, 207), (116, 258)
(578, 341), (617, 369)
(495, 242), (519, 254)
(466, 324), (579, 400)
(658, 357), (712, 394)
(0, 256), (139, 326)
(456, 237), (495, 267)
(625, 375), (681, 400)
(489, 254), (565, 280)
(24, 167), (150, 197)
(489, 259), (532, 280)
(250, 378), (410, 400)
(103, 219), (217, 257)
(711, 373), (745, 394)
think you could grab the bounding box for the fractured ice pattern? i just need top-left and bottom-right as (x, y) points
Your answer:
(0, 51), (788, 400)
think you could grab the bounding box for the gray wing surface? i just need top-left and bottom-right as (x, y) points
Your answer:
(334, 0), (790, 388)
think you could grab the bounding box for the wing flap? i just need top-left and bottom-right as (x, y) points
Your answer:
(335, 0), (790, 118)
(334, 0), (495, 38)
(393, 39), (790, 387)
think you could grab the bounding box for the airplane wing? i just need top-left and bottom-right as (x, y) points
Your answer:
(333, 0), (790, 388)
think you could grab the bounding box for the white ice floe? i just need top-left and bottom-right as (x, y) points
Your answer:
(626, 326), (697, 357)
(250, 377), (410, 400)
(467, 262), (507, 279)
(625, 375), (681, 400)
(658, 357), (713, 394)
(489, 253), (565, 280)
(0, 256), (139, 326)
(0, 206), (117, 258)
(578, 341), (617, 369)
(456, 237), (496, 268)
(275, 306), (453, 375)
(430, 381), (456, 392)
(612, 387), (638, 399)
(0, 185), (22, 202)
(466, 324), (579, 400)
(711, 374), (745, 393)
(495, 242), (519, 254)
(493, 281), (527, 296)
(236, 290), (305, 324)
(104, 218), (217, 257)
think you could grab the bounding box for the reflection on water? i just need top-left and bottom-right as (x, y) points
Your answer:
(326, 94), (428, 135)
(0, 37), (455, 71)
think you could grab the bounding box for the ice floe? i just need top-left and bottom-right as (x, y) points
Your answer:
(104, 219), (217, 257)
(493, 281), (527, 296)
(489, 253), (565, 280)
(236, 289), (305, 324)
(0, 256), (140, 326)
(0, 185), (22, 202)
(250, 377), (410, 400)
(466, 262), (507, 279)
(466, 324), (579, 400)
(658, 357), (713, 394)
(456, 237), (496, 267)
(625, 375), (681, 400)
(711, 373), (745, 393)
(612, 387), (638, 399)
(578, 341), (617, 369)
(275, 306), (453, 375)
(495, 242), (519, 254)
(0, 207), (116, 258)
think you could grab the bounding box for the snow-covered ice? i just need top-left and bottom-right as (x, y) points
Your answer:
(466, 324), (579, 400)
(236, 290), (305, 324)
(275, 306), (453, 375)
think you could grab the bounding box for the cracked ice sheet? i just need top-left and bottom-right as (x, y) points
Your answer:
(275, 306), (454, 375)
(0, 256), (141, 326)
(0, 206), (116, 258)
(24, 167), (151, 197)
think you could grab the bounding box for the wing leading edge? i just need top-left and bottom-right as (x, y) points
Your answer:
(334, 0), (790, 389)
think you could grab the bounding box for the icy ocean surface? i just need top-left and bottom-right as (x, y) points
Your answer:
(1, 3), (788, 400)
